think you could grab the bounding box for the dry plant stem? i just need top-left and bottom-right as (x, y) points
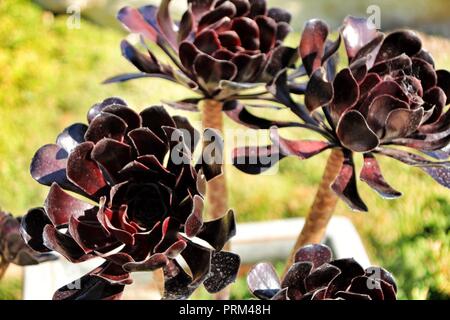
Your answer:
(201, 99), (229, 220)
(282, 148), (344, 278)
(0, 261), (9, 280)
(201, 99), (230, 300)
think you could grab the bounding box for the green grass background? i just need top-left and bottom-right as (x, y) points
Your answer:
(0, 0), (448, 300)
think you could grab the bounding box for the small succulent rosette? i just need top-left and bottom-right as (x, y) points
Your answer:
(106, 0), (297, 109)
(0, 210), (56, 272)
(248, 244), (397, 300)
(21, 98), (240, 300)
(232, 16), (450, 211)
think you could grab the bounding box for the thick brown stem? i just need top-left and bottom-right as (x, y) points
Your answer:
(0, 260), (9, 281)
(200, 99), (230, 300)
(282, 149), (344, 278)
(200, 99), (228, 219)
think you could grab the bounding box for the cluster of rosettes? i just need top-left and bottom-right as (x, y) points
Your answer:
(0, 210), (56, 274)
(21, 98), (240, 300)
(107, 0), (297, 107)
(248, 244), (397, 300)
(232, 16), (450, 211)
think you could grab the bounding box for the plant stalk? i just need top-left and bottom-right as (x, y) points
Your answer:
(0, 261), (9, 281)
(200, 99), (230, 300)
(282, 148), (344, 278)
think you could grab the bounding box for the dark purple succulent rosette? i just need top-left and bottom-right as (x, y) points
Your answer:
(248, 244), (397, 300)
(21, 98), (240, 300)
(231, 16), (450, 211)
(0, 210), (56, 269)
(105, 0), (297, 110)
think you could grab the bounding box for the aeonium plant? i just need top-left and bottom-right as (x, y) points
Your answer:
(0, 210), (56, 280)
(21, 97), (240, 300)
(106, 0), (296, 105)
(231, 17), (450, 268)
(105, 0), (299, 227)
(247, 244), (398, 300)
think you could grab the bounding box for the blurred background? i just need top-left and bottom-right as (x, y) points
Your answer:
(0, 0), (449, 300)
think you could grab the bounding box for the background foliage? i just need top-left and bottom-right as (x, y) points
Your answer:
(0, 0), (448, 300)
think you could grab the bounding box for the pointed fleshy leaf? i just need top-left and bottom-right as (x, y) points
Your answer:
(178, 8), (194, 43)
(336, 111), (379, 152)
(20, 208), (53, 253)
(384, 107), (424, 140)
(232, 145), (284, 175)
(436, 69), (450, 105)
(335, 291), (371, 300)
(67, 142), (108, 197)
(422, 165), (450, 189)
(231, 17), (260, 50)
(140, 106), (176, 142)
(281, 261), (313, 294)
(330, 68), (359, 117)
(360, 80), (409, 116)
(198, 128), (224, 181)
(68, 213), (116, 254)
(53, 274), (124, 300)
(120, 40), (161, 74)
(102, 103), (142, 132)
(123, 253), (169, 272)
(163, 99), (200, 112)
(422, 87), (446, 124)
(232, 53), (265, 82)
(270, 127), (331, 159)
(331, 155), (368, 212)
(224, 100), (300, 129)
(181, 240), (212, 284)
(268, 71), (316, 124)
(43, 225), (95, 263)
(84, 112), (128, 144)
(93, 261), (133, 285)
(44, 183), (93, 227)
(162, 259), (195, 300)
(370, 54), (412, 76)
(204, 251), (241, 293)
(341, 16), (379, 61)
(348, 276), (384, 300)
(128, 128), (169, 163)
(196, 210), (236, 251)
(30, 144), (72, 190)
(366, 94), (409, 137)
(198, 1), (236, 31)
(247, 262), (281, 300)
(294, 244), (333, 268)
(157, 0), (178, 49)
(194, 54), (237, 93)
(375, 30), (422, 63)
(184, 195), (204, 238)
(194, 30), (221, 55)
(299, 19), (329, 75)
(56, 123), (88, 153)
(412, 58), (437, 92)
(305, 67), (333, 112)
(91, 138), (132, 181)
(256, 15), (277, 53)
(304, 263), (340, 292)
(360, 154), (402, 199)
(325, 258), (365, 298)
(365, 266), (398, 293)
(263, 46), (297, 78)
(117, 6), (157, 42)
(103, 72), (158, 84)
